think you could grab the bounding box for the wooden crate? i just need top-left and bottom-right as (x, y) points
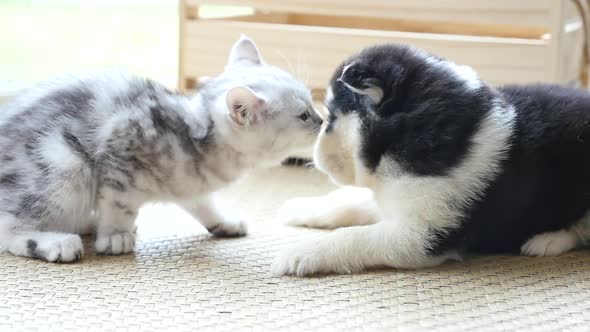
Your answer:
(179, 0), (589, 94)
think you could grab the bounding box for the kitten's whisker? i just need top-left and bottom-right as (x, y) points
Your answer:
(276, 50), (296, 78)
(303, 53), (311, 86)
(295, 52), (302, 83)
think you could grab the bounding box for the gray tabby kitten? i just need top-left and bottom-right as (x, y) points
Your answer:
(0, 35), (321, 262)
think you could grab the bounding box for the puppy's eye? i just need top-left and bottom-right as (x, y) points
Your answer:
(298, 111), (310, 122)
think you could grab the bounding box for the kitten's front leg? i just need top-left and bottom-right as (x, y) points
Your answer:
(272, 220), (449, 276)
(95, 191), (138, 255)
(181, 194), (247, 237)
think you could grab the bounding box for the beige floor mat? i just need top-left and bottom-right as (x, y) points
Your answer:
(1, 166), (589, 331)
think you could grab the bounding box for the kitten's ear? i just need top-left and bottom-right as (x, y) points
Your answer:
(338, 63), (384, 104)
(226, 34), (264, 68)
(225, 86), (266, 126)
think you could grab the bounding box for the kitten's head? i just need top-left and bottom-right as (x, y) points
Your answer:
(202, 35), (322, 166)
(313, 44), (484, 186)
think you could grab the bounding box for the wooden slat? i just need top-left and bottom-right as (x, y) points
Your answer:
(556, 0), (586, 82)
(206, 12), (547, 39)
(288, 13), (547, 39)
(180, 19), (552, 90)
(186, 0), (555, 29)
(178, 0), (188, 91)
(226, 12), (290, 24)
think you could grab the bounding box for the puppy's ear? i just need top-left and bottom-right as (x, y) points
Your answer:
(226, 34), (264, 68)
(337, 63), (383, 104)
(225, 86), (266, 126)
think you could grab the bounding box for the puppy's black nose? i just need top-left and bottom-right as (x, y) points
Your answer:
(310, 110), (323, 126)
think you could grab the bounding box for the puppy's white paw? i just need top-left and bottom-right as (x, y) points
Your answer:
(521, 230), (577, 257)
(208, 220), (248, 237)
(279, 188), (379, 230)
(95, 231), (136, 255)
(271, 237), (360, 276)
(27, 233), (84, 263)
(278, 197), (322, 228)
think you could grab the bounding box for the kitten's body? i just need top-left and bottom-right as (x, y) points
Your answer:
(0, 36), (320, 262)
(2, 73), (213, 231)
(273, 44), (590, 276)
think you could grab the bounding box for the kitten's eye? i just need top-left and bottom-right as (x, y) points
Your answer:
(298, 111), (310, 122)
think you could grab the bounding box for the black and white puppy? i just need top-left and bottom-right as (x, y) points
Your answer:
(273, 43), (590, 276)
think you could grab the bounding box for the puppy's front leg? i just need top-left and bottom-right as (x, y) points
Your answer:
(272, 220), (450, 276)
(279, 186), (379, 229)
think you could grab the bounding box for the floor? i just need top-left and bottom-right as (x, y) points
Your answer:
(1, 166), (589, 331)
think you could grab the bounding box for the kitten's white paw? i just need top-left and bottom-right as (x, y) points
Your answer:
(95, 231), (136, 255)
(28, 234), (84, 263)
(271, 238), (358, 276)
(208, 220), (248, 237)
(521, 230), (577, 257)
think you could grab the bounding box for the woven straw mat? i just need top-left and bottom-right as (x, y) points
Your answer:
(1, 166), (589, 331)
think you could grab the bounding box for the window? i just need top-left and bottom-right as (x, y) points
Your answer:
(1, 0), (178, 88)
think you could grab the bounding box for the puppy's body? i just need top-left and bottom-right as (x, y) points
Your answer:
(441, 84), (590, 255)
(273, 44), (590, 276)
